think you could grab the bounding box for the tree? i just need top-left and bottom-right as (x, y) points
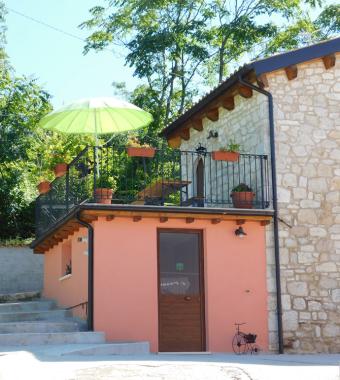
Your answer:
(0, 3), (94, 240)
(80, 0), (338, 132)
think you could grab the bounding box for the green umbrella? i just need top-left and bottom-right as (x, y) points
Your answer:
(39, 97), (153, 176)
(39, 96), (153, 145)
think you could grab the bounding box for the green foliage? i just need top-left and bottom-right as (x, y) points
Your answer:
(315, 4), (340, 39)
(0, 4), (96, 239)
(220, 140), (241, 153)
(96, 174), (117, 190)
(80, 0), (336, 132)
(231, 183), (253, 193)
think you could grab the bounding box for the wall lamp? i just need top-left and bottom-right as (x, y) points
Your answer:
(235, 226), (247, 238)
(207, 130), (218, 139)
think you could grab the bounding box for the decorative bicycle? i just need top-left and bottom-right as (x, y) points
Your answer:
(232, 323), (260, 354)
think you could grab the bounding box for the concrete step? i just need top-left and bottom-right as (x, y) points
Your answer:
(0, 331), (105, 346)
(0, 300), (56, 313)
(62, 341), (150, 356)
(0, 309), (71, 323)
(0, 321), (79, 334)
(0, 291), (40, 303)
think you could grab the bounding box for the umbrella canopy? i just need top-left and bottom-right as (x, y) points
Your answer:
(39, 97), (153, 136)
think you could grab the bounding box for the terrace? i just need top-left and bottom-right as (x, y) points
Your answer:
(35, 145), (271, 238)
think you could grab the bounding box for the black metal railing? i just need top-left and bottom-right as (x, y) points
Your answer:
(35, 146), (270, 237)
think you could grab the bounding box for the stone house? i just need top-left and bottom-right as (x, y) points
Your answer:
(31, 37), (339, 354)
(161, 37), (340, 353)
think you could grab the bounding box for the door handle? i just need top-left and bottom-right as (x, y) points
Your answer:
(184, 296), (191, 301)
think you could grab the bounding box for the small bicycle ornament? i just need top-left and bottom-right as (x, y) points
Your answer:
(232, 323), (261, 354)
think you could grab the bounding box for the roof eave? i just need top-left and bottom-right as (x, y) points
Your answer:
(161, 64), (254, 138)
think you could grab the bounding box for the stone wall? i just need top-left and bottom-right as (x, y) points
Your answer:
(180, 91), (270, 206)
(178, 52), (340, 353)
(0, 247), (44, 294)
(266, 53), (340, 353)
(180, 90), (269, 154)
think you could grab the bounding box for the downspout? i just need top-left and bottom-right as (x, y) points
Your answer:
(238, 75), (284, 354)
(76, 211), (94, 331)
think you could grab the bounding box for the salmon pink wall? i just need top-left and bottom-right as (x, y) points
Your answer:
(43, 228), (88, 315)
(93, 217), (268, 352)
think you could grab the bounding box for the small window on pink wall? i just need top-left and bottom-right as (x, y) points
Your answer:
(61, 241), (72, 276)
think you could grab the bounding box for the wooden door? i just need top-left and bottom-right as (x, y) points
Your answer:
(158, 230), (205, 352)
(196, 158), (204, 198)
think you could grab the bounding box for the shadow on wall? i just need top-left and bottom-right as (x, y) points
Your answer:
(0, 247), (43, 294)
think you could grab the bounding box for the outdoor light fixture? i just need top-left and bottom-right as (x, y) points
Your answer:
(196, 143), (207, 155)
(235, 226), (247, 238)
(207, 130), (218, 139)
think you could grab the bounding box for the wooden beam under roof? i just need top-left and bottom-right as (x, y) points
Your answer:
(191, 118), (203, 131)
(238, 85), (253, 98)
(257, 73), (269, 88)
(33, 208), (273, 254)
(211, 218), (221, 224)
(205, 107), (219, 122)
(322, 54), (336, 70)
(284, 65), (298, 81)
(167, 135), (181, 149)
(178, 128), (190, 141)
(220, 96), (235, 111)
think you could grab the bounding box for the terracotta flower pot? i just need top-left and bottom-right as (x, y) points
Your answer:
(212, 151), (240, 161)
(54, 163), (68, 178)
(127, 147), (156, 158)
(37, 181), (51, 195)
(95, 188), (113, 204)
(231, 191), (255, 209)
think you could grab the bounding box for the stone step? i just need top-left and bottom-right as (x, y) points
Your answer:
(0, 309), (71, 323)
(62, 341), (150, 356)
(0, 300), (56, 313)
(0, 331), (105, 346)
(0, 291), (40, 303)
(0, 321), (79, 334)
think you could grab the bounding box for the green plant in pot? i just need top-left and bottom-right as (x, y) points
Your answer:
(37, 177), (51, 195)
(95, 175), (117, 204)
(212, 140), (241, 161)
(230, 183), (255, 209)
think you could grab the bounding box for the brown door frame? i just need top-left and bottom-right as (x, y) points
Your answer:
(157, 228), (206, 352)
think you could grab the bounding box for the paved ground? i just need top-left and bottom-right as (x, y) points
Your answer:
(0, 346), (339, 380)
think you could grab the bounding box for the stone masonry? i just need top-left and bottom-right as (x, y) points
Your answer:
(180, 52), (340, 353)
(266, 53), (340, 353)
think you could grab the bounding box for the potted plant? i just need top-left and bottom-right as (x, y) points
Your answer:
(37, 179), (51, 195)
(54, 162), (68, 178)
(212, 140), (241, 161)
(50, 152), (68, 178)
(95, 175), (117, 204)
(230, 183), (255, 209)
(126, 137), (156, 158)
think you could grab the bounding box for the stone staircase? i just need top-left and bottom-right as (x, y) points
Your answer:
(0, 292), (149, 355)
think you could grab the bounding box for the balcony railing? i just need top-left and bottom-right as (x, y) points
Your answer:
(35, 145), (270, 237)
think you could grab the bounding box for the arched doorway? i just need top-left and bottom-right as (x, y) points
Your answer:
(196, 158), (204, 201)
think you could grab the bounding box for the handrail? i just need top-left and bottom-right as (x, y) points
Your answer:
(66, 301), (88, 310)
(35, 147), (271, 238)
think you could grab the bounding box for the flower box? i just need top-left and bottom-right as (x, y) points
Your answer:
(127, 147), (156, 158)
(212, 151), (240, 161)
(37, 181), (51, 195)
(54, 163), (68, 178)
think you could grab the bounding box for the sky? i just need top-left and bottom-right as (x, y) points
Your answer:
(5, 0), (141, 108)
